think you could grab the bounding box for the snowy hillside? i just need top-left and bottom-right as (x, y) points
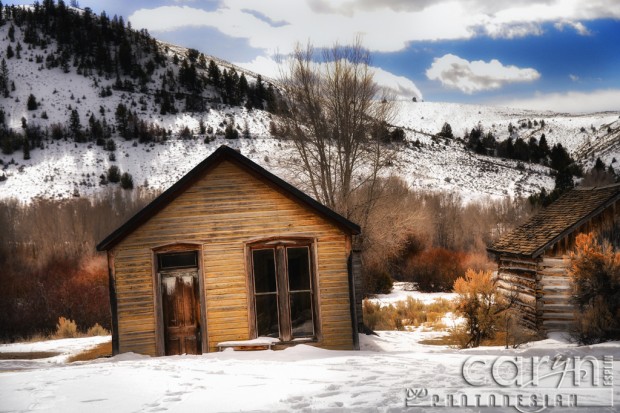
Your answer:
(0, 7), (618, 203)
(394, 101), (620, 155)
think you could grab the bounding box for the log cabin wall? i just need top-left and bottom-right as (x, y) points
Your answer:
(495, 199), (620, 333)
(538, 255), (572, 331)
(109, 159), (355, 355)
(495, 256), (540, 330)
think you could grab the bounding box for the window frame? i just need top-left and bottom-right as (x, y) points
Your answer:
(246, 238), (320, 343)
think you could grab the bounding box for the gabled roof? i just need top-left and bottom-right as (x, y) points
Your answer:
(97, 145), (360, 251)
(488, 183), (620, 258)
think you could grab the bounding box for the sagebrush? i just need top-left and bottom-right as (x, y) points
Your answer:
(569, 233), (620, 344)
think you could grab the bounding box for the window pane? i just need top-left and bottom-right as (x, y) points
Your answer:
(287, 247), (310, 291)
(158, 251), (197, 270)
(255, 294), (279, 338)
(290, 292), (313, 338)
(253, 249), (276, 293)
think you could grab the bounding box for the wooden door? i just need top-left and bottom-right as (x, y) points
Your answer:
(161, 270), (201, 355)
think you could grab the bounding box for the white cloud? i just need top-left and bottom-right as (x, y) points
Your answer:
(498, 89), (620, 113)
(569, 74), (579, 82)
(371, 66), (423, 101)
(128, 2), (476, 54)
(234, 56), (281, 80)
(128, 1), (620, 55)
(426, 54), (540, 94)
(236, 56), (423, 100)
(554, 20), (592, 35)
(479, 22), (544, 39)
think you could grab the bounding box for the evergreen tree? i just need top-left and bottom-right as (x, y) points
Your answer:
(22, 134), (30, 160)
(115, 103), (128, 137)
(120, 172), (133, 189)
(538, 134), (550, 160)
(238, 73), (249, 102)
(252, 75), (266, 109)
(528, 137), (540, 163)
(6, 44), (14, 59)
(224, 122), (239, 139)
(69, 109), (82, 142)
(482, 132), (496, 154)
(243, 121), (251, 139)
(554, 168), (574, 193)
(438, 122), (453, 139)
(8, 24), (14, 42)
(107, 165), (120, 183)
(467, 125), (485, 154)
(0, 58), (8, 97)
(513, 138), (529, 161)
(27, 94), (38, 110)
(550, 143), (571, 171)
(118, 39), (132, 74)
(207, 59), (221, 87)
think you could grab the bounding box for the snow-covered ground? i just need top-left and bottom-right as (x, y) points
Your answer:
(0, 336), (110, 367)
(1, 332), (618, 412)
(366, 282), (457, 306)
(2, 286), (618, 412)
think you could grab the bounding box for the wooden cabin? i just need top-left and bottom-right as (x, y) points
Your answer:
(487, 184), (620, 333)
(97, 145), (362, 356)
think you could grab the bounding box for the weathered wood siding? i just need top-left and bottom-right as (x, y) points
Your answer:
(538, 256), (573, 331)
(497, 255), (573, 331)
(111, 159), (354, 355)
(496, 256), (540, 329)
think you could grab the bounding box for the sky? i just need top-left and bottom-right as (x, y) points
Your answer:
(10, 0), (620, 113)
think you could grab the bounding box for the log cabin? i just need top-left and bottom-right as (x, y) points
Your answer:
(487, 184), (620, 333)
(97, 145), (362, 356)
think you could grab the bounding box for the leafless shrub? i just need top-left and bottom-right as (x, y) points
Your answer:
(0, 188), (158, 340)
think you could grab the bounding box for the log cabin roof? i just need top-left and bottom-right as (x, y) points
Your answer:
(97, 145), (360, 251)
(487, 183), (620, 258)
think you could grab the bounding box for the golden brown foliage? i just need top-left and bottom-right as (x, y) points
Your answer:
(363, 297), (455, 331)
(569, 233), (620, 344)
(452, 269), (512, 348)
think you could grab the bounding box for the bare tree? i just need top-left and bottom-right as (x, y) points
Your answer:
(278, 38), (396, 223)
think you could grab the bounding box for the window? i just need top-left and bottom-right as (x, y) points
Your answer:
(158, 251), (198, 270)
(250, 241), (317, 341)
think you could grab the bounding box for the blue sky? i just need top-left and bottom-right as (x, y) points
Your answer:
(9, 0), (620, 112)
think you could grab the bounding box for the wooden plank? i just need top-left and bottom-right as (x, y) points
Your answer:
(113, 160), (354, 355)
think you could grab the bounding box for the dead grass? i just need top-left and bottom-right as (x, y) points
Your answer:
(420, 331), (539, 348)
(0, 351), (61, 360)
(363, 297), (456, 331)
(418, 335), (462, 347)
(0, 333), (50, 345)
(67, 341), (112, 363)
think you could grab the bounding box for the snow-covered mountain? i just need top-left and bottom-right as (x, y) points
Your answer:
(0, 5), (618, 203)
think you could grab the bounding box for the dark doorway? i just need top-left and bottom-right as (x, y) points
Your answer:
(158, 251), (201, 355)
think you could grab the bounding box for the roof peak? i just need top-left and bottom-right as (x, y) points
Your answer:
(97, 145), (360, 251)
(488, 184), (620, 257)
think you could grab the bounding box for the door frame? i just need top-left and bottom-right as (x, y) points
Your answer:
(151, 242), (207, 356)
